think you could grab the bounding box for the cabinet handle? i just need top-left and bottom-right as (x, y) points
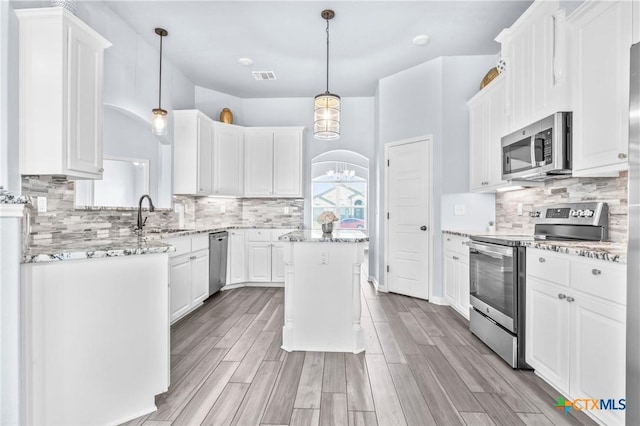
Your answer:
(98, 168), (104, 173)
(453, 256), (459, 260)
(446, 238), (451, 241)
(190, 255), (197, 260)
(558, 293), (566, 300)
(566, 296), (575, 303)
(618, 153), (627, 159)
(538, 257), (546, 263)
(592, 268), (602, 276)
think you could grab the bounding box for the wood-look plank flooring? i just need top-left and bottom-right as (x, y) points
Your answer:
(121, 284), (596, 426)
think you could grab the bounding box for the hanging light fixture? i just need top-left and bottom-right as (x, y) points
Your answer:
(314, 9), (340, 140)
(152, 27), (168, 136)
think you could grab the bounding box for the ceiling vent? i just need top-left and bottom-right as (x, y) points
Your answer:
(252, 71), (276, 81)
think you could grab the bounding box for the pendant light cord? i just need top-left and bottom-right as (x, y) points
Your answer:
(325, 18), (330, 94)
(158, 33), (163, 109)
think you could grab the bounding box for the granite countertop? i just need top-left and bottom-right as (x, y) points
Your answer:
(442, 229), (627, 264)
(279, 230), (369, 243)
(147, 225), (301, 239)
(23, 236), (176, 264)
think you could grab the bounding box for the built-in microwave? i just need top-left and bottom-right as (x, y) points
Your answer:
(501, 112), (572, 181)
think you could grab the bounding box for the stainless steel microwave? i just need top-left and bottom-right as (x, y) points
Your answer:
(501, 112), (572, 181)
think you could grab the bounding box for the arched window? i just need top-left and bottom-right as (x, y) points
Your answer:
(311, 150), (369, 231)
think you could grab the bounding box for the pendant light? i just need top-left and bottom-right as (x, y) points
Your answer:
(152, 28), (168, 136)
(314, 10), (340, 140)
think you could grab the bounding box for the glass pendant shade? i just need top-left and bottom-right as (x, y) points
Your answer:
(314, 92), (340, 140)
(151, 108), (168, 136)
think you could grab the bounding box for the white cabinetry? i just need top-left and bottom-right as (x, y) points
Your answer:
(246, 229), (293, 283)
(526, 249), (626, 426)
(17, 8), (111, 179)
(442, 233), (470, 319)
(468, 76), (508, 192)
(497, 0), (569, 133)
(568, 0), (632, 176)
(244, 128), (304, 198)
(227, 230), (246, 285)
(174, 110), (244, 196)
(166, 234), (210, 323)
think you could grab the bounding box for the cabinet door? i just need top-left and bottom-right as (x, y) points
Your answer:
(191, 250), (210, 306)
(66, 24), (104, 176)
(456, 258), (470, 320)
(443, 251), (457, 306)
(244, 131), (274, 196)
(271, 242), (285, 282)
(273, 130), (302, 197)
(228, 231), (246, 284)
(197, 117), (213, 195)
(570, 0), (632, 175)
(247, 242), (272, 282)
(214, 125), (244, 196)
(486, 78), (507, 187)
(570, 292), (626, 426)
(503, 27), (531, 132)
(468, 98), (487, 191)
(170, 256), (191, 323)
(525, 277), (570, 394)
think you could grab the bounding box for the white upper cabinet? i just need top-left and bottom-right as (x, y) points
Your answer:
(468, 75), (509, 192)
(244, 128), (304, 198)
(568, 0), (632, 176)
(497, 0), (569, 133)
(17, 8), (111, 179)
(174, 110), (244, 196)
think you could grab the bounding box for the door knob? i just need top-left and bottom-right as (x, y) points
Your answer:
(420, 225), (427, 231)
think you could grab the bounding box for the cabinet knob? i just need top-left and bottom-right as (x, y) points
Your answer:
(591, 268), (602, 276)
(538, 257), (546, 263)
(566, 296), (575, 303)
(558, 293), (566, 299)
(98, 168), (104, 173)
(618, 153), (627, 159)
(446, 238), (451, 241)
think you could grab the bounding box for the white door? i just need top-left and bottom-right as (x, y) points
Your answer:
(273, 130), (302, 197)
(244, 131), (274, 196)
(191, 250), (210, 305)
(385, 137), (431, 299)
(197, 117), (213, 195)
(169, 256), (191, 323)
(442, 251), (457, 305)
(214, 125), (244, 196)
(248, 243), (272, 282)
(271, 242), (286, 282)
(228, 231), (246, 284)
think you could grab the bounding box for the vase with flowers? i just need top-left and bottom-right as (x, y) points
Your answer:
(318, 211), (339, 234)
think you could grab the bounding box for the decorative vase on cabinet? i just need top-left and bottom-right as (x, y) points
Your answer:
(220, 108), (233, 124)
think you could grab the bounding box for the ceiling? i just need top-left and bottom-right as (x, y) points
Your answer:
(17, 1), (536, 98)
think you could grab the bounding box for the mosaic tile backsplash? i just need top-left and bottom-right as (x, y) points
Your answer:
(496, 172), (628, 243)
(21, 176), (304, 246)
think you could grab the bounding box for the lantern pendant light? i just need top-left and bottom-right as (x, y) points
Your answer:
(152, 28), (168, 136)
(314, 10), (340, 140)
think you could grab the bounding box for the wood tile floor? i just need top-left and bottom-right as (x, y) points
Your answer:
(122, 284), (595, 426)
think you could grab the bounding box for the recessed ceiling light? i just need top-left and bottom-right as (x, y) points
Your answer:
(412, 35), (430, 46)
(238, 57), (253, 66)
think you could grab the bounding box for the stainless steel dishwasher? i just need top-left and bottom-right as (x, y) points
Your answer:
(209, 231), (228, 296)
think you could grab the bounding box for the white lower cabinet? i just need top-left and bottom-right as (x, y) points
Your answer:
(442, 233), (471, 319)
(246, 229), (293, 283)
(526, 249), (626, 426)
(227, 230), (246, 285)
(166, 234), (210, 324)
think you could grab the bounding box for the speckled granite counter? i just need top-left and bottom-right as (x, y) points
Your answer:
(279, 229), (369, 243)
(146, 225), (300, 239)
(442, 229), (626, 264)
(23, 236), (176, 263)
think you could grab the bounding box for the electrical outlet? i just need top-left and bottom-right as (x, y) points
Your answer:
(284, 206), (290, 214)
(220, 204), (226, 214)
(454, 204), (466, 216)
(37, 196), (47, 213)
(319, 249), (329, 265)
(517, 203), (523, 216)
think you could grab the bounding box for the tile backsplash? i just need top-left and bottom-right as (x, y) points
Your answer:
(21, 176), (304, 246)
(496, 172), (628, 243)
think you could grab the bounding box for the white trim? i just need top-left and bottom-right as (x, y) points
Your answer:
(220, 282), (284, 291)
(369, 276), (386, 293)
(0, 204), (26, 218)
(428, 296), (449, 306)
(383, 135), (434, 300)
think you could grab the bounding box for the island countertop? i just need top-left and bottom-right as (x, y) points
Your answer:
(279, 229), (369, 243)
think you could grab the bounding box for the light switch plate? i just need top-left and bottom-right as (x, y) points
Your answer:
(220, 204), (226, 214)
(319, 249), (329, 265)
(37, 196), (47, 213)
(454, 204), (466, 216)
(517, 203), (523, 216)
(284, 206), (290, 214)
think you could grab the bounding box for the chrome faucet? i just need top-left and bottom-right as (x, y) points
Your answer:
(136, 194), (155, 233)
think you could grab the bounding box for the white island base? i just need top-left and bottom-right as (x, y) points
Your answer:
(280, 231), (368, 353)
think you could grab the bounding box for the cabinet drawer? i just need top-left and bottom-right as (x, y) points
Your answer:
(165, 236), (192, 258)
(443, 234), (470, 257)
(526, 249), (570, 286)
(571, 258), (626, 304)
(191, 234), (209, 252)
(247, 229), (270, 242)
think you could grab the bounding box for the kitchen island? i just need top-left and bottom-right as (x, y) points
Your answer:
(278, 229), (369, 353)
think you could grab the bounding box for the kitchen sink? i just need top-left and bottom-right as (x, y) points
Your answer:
(146, 228), (194, 234)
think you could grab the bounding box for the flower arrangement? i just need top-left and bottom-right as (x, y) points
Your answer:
(317, 211), (339, 225)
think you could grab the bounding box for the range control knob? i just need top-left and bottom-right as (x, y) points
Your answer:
(530, 211), (541, 218)
(570, 209), (578, 217)
(583, 209), (594, 217)
(576, 209), (584, 217)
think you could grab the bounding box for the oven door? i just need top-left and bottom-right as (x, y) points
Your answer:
(468, 241), (518, 333)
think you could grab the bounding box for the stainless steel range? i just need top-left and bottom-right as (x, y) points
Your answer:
(468, 201), (609, 369)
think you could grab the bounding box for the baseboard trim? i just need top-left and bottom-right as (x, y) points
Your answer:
(370, 276), (387, 293)
(428, 296), (449, 306)
(221, 282), (285, 291)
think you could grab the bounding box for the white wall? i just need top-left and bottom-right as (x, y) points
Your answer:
(373, 55), (497, 300)
(0, 2), (19, 193)
(194, 87), (244, 125)
(441, 193), (496, 231)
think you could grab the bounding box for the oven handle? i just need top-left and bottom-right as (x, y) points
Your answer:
(467, 241), (514, 258)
